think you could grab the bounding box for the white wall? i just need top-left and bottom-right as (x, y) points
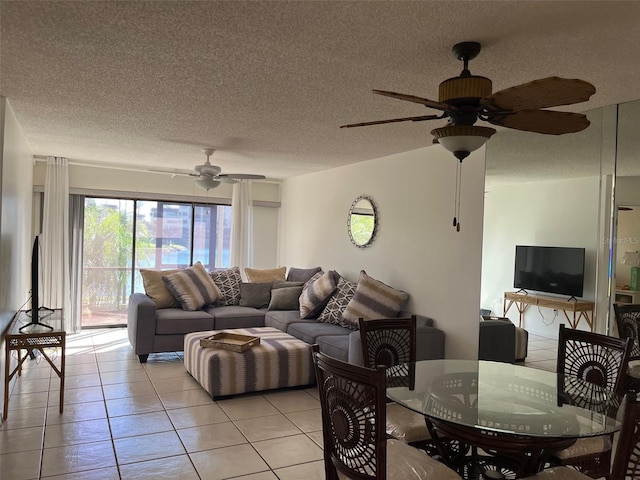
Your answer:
(279, 145), (486, 360)
(615, 208), (640, 287)
(0, 98), (34, 425)
(481, 176), (601, 338)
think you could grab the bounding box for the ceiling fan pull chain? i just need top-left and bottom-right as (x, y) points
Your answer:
(456, 160), (462, 232)
(453, 159), (463, 230)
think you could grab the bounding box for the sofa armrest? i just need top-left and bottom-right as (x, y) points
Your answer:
(479, 319), (516, 363)
(416, 323), (445, 360)
(128, 293), (157, 361)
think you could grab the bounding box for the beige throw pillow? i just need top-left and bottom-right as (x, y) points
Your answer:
(244, 266), (286, 283)
(342, 270), (409, 328)
(163, 262), (222, 311)
(140, 268), (182, 308)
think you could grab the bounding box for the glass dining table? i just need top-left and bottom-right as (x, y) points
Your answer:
(386, 359), (622, 479)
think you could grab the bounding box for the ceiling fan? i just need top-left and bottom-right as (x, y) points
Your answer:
(341, 41), (596, 230)
(190, 148), (265, 190)
(341, 41), (595, 155)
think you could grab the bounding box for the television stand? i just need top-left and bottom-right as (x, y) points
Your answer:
(3, 309), (66, 420)
(19, 307), (55, 332)
(503, 292), (594, 331)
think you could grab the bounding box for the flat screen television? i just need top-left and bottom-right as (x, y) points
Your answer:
(21, 234), (53, 331)
(513, 245), (585, 298)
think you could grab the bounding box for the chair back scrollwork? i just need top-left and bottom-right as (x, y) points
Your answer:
(312, 344), (387, 480)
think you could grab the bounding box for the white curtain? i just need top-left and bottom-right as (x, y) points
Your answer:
(42, 157), (73, 331)
(230, 180), (254, 273)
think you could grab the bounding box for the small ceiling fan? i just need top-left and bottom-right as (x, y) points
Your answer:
(191, 148), (265, 190)
(341, 42), (596, 231)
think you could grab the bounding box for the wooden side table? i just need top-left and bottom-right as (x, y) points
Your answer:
(503, 292), (595, 331)
(3, 309), (66, 420)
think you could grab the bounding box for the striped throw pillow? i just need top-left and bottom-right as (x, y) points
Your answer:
(163, 262), (222, 311)
(299, 271), (337, 319)
(342, 270), (409, 328)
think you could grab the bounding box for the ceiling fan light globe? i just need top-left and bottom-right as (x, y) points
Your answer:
(195, 177), (221, 191)
(431, 125), (496, 157)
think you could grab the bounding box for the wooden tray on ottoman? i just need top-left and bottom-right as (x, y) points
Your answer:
(199, 332), (260, 352)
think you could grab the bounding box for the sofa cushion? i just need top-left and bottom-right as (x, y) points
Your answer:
(206, 305), (266, 330)
(342, 270), (409, 328)
(209, 267), (242, 306)
(239, 283), (271, 308)
(316, 334), (350, 362)
(268, 286), (304, 311)
(244, 266), (286, 283)
(286, 321), (351, 345)
(317, 277), (357, 328)
(140, 268), (181, 309)
(272, 280), (304, 289)
(265, 310), (314, 332)
(299, 271), (337, 319)
(286, 266), (322, 283)
(163, 262), (222, 311)
(155, 308), (215, 335)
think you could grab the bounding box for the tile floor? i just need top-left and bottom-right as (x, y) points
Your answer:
(0, 328), (558, 480)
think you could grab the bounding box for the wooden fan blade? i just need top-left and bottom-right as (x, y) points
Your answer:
(340, 114), (442, 128)
(482, 77), (596, 112)
(373, 89), (456, 112)
(487, 109), (590, 135)
(219, 173), (266, 180)
(218, 177), (238, 184)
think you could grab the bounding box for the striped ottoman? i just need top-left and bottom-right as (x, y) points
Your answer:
(184, 327), (315, 398)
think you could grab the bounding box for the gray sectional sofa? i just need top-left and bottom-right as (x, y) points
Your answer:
(127, 292), (446, 364)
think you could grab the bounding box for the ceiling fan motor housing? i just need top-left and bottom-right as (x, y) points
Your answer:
(438, 75), (492, 106)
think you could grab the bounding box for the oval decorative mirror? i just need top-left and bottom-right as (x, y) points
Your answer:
(348, 195), (378, 248)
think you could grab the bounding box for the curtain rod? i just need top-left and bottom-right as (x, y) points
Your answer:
(32, 186), (280, 208)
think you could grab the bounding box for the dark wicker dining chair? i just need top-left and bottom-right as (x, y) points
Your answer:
(549, 324), (631, 479)
(311, 344), (461, 480)
(358, 316), (435, 452)
(522, 392), (640, 480)
(613, 303), (640, 392)
(613, 303), (640, 360)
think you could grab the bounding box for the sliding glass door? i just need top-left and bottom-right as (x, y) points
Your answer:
(82, 198), (134, 327)
(81, 197), (231, 328)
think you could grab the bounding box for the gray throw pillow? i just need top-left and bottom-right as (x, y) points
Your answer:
(239, 282), (272, 308)
(268, 286), (304, 310)
(272, 280), (304, 290)
(287, 266), (322, 283)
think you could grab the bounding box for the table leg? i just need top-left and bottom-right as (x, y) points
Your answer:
(59, 337), (65, 413)
(3, 344), (10, 420)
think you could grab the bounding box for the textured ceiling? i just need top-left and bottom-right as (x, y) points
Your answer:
(2, 1), (640, 180)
